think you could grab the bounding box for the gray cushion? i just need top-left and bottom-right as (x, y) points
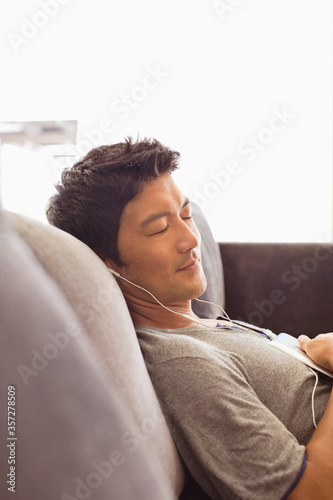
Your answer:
(191, 203), (224, 318)
(3, 209), (184, 499)
(0, 209), (179, 500)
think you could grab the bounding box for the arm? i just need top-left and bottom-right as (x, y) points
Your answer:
(287, 389), (333, 500)
(287, 333), (333, 499)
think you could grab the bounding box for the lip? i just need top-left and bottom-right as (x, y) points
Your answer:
(178, 258), (200, 272)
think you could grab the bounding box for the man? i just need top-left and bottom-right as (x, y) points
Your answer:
(47, 137), (333, 500)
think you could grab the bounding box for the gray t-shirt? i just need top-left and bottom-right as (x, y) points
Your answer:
(136, 324), (332, 500)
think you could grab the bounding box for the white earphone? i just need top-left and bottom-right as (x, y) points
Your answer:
(108, 269), (320, 428)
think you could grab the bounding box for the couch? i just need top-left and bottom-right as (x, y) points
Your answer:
(1, 204), (333, 500)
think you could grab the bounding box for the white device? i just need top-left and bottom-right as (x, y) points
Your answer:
(270, 332), (333, 379)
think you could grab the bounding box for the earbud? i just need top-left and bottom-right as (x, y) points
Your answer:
(108, 268), (121, 278)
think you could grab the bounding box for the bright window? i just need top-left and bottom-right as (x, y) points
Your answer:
(1, 0), (331, 242)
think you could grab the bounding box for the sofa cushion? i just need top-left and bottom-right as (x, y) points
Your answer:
(0, 208), (180, 500)
(4, 209), (184, 498)
(191, 203), (225, 318)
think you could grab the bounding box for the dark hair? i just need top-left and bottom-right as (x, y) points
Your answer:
(46, 137), (180, 266)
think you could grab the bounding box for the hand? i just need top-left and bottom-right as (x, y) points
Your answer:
(298, 333), (333, 372)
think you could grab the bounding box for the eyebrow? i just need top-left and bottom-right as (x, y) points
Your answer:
(140, 197), (190, 228)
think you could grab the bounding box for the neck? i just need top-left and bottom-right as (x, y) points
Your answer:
(123, 292), (201, 329)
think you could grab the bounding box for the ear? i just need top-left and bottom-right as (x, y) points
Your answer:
(104, 257), (121, 275)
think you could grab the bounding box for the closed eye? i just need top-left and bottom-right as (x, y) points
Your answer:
(151, 226), (169, 235)
(150, 214), (192, 235)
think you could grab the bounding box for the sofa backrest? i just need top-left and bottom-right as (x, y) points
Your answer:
(0, 208), (180, 500)
(191, 202), (225, 318)
(3, 208), (184, 498)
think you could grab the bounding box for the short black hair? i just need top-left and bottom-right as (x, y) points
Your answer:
(46, 137), (180, 266)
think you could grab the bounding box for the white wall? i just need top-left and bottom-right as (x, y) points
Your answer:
(1, 144), (62, 223)
(1, 0), (332, 241)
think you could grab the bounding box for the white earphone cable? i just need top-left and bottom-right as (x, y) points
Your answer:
(108, 268), (211, 327)
(308, 367), (319, 429)
(194, 297), (232, 322)
(109, 267), (322, 428)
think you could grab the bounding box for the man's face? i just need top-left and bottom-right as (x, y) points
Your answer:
(112, 173), (207, 305)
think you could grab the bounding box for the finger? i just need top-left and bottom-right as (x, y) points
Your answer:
(298, 335), (310, 351)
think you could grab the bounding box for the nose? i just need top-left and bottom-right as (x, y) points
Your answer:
(176, 218), (200, 254)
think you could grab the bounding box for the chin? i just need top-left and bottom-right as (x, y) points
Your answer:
(196, 269), (207, 293)
(186, 275), (208, 301)
(195, 281), (208, 299)
(166, 271), (207, 302)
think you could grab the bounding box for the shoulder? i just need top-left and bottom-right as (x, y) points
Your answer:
(136, 325), (215, 363)
(135, 325), (244, 378)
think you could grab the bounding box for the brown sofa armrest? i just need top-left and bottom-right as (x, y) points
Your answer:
(219, 242), (333, 337)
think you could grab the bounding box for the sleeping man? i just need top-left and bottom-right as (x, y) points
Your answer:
(46, 137), (333, 500)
